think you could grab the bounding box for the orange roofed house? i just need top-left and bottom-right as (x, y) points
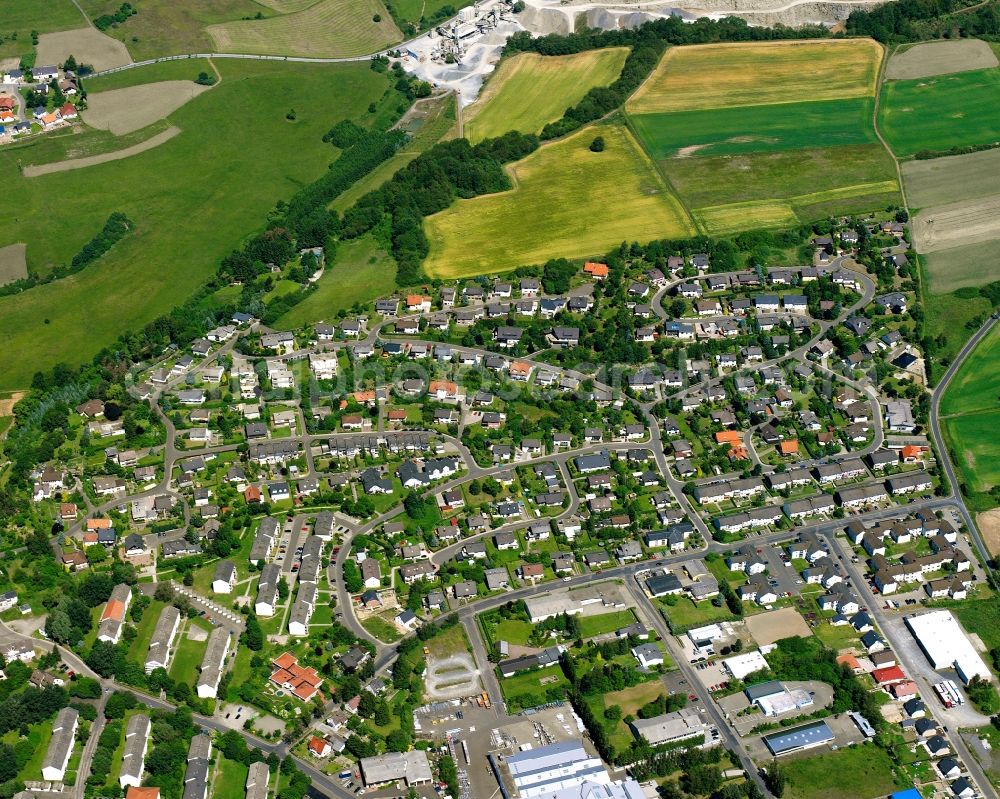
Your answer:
(583, 262), (609, 279)
(406, 295), (431, 313)
(714, 431), (742, 446)
(270, 652), (323, 702)
(428, 380), (459, 402)
(509, 361), (533, 382)
(307, 736), (331, 758)
(126, 788), (160, 799)
(779, 440), (799, 456)
(901, 445), (927, 464)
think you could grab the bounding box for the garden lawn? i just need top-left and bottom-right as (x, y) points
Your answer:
(0, 60), (396, 390)
(879, 67), (1000, 157)
(362, 614), (402, 643)
(465, 48), (629, 143)
(629, 97), (876, 159)
(206, 0), (401, 58)
(578, 609), (637, 638)
(499, 667), (569, 708)
(662, 598), (738, 633)
(626, 39), (882, 114)
(13, 723), (51, 782)
(127, 600), (167, 662)
(784, 743), (897, 799)
(276, 235), (398, 327)
(492, 618), (534, 646)
(426, 622), (470, 658)
(423, 122), (694, 278)
(214, 756), (249, 799)
(169, 627), (209, 685)
(0, 0), (85, 59)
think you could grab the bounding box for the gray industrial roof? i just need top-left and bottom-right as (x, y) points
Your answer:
(763, 720), (834, 755)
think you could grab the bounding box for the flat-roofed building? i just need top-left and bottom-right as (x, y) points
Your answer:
(763, 720), (834, 756)
(629, 708), (712, 747)
(120, 713), (151, 788)
(905, 610), (991, 684)
(42, 707), (79, 781)
(196, 627), (231, 699)
(145, 605), (181, 673)
(360, 750), (432, 787)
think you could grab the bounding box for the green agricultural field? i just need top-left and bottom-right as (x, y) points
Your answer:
(85, 59), (217, 93)
(924, 240), (1000, 293)
(626, 39), (882, 114)
(276, 236), (397, 327)
(784, 743), (896, 799)
(879, 67), (1000, 157)
(78, 0), (266, 60)
(206, 0), (401, 58)
(0, 0), (86, 59)
(664, 144), (899, 234)
(940, 324), (1000, 493)
(577, 609), (637, 638)
(943, 412), (1000, 494)
(0, 60), (398, 390)
(629, 97), (876, 160)
(465, 48), (629, 143)
(423, 123), (695, 278)
(941, 324), (1000, 416)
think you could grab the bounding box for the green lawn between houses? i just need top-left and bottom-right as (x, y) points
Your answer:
(127, 599), (168, 662)
(169, 623), (209, 686)
(578, 609), (637, 639)
(214, 755), (249, 799)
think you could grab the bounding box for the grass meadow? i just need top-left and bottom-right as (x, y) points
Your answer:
(85, 59), (217, 93)
(0, 0), (85, 59)
(629, 97), (876, 159)
(783, 744), (897, 799)
(465, 49), (629, 143)
(0, 60), (396, 390)
(206, 0), (401, 58)
(276, 235), (398, 327)
(78, 0), (269, 60)
(879, 67), (1000, 157)
(626, 39), (882, 114)
(940, 325), (1000, 493)
(423, 122), (695, 278)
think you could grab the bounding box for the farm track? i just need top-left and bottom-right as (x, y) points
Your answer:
(872, 42), (908, 211)
(22, 127), (182, 176)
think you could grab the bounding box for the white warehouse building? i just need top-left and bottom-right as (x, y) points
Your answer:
(905, 610), (992, 685)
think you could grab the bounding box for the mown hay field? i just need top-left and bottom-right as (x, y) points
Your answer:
(0, 0), (85, 60)
(0, 60), (397, 390)
(886, 39), (998, 80)
(902, 148), (1000, 209)
(78, 0), (267, 60)
(35, 27), (132, 72)
(206, 0), (401, 58)
(84, 81), (211, 135)
(465, 48), (629, 143)
(626, 38), (883, 114)
(879, 67), (1000, 157)
(630, 97), (876, 159)
(0, 243), (28, 286)
(423, 123), (695, 278)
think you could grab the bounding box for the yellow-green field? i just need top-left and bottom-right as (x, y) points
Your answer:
(423, 122), (695, 278)
(465, 48), (629, 143)
(206, 0), (401, 57)
(626, 39), (883, 113)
